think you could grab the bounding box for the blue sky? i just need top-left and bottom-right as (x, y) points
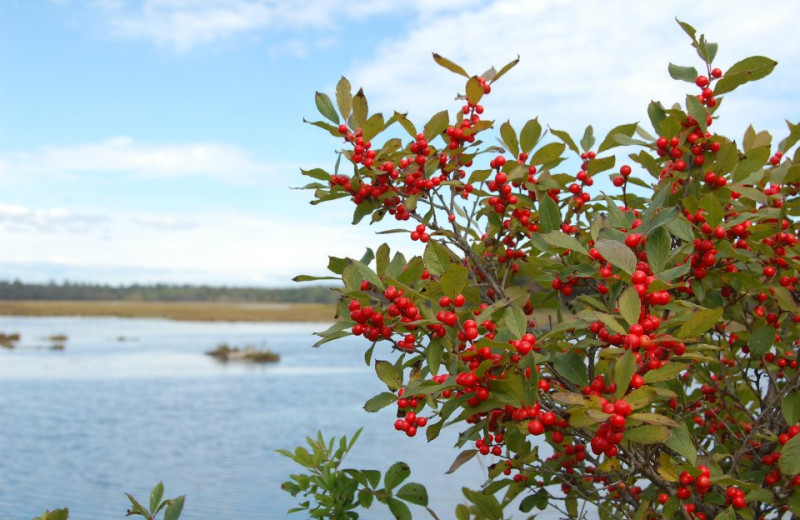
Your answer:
(1, 0), (798, 286)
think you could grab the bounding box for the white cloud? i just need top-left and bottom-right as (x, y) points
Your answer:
(0, 136), (285, 182)
(0, 203), (109, 233)
(97, 0), (388, 52)
(85, 0), (489, 52)
(343, 0), (800, 143)
(0, 202), (393, 285)
(132, 215), (198, 230)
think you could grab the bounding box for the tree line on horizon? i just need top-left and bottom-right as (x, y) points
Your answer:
(0, 280), (339, 304)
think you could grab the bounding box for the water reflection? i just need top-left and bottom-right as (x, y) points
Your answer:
(0, 317), (488, 520)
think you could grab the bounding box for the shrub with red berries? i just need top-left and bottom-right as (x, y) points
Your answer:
(289, 19), (800, 520)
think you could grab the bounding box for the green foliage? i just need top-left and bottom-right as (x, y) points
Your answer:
(296, 17), (800, 520)
(32, 483), (184, 520)
(278, 430), (434, 520)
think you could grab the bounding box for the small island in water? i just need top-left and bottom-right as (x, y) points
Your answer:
(206, 343), (280, 363)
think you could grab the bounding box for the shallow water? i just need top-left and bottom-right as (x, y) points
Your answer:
(0, 316), (491, 520)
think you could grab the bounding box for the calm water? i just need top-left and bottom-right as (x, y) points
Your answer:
(0, 316), (489, 520)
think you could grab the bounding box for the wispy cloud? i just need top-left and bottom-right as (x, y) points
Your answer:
(92, 0), (388, 52)
(343, 0), (800, 141)
(0, 136), (285, 182)
(132, 214), (198, 230)
(0, 203), (109, 234)
(80, 0), (490, 52)
(0, 203), (392, 285)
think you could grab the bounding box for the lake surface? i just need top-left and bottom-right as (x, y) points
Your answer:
(0, 316), (491, 520)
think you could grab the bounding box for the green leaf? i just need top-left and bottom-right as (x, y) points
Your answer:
(773, 286), (800, 314)
(150, 482), (164, 514)
(552, 352), (588, 387)
(490, 55), (520, 84)
(423, 110), (450, 140)
(668, 63), (699, 83)
(587, 155), (615, 176)
(364, 392), (398, 412)
(665, 422), (697, 465)
(335, 76), (352, 120)
(530, 142), (565, 166)
(446, 450), (478, 474)
(566, 495), (578, 518)
(295, 274), (342, 283)
(387, 497), (412, 520)
(351, 88), (368, 128)
(686, 94), (708, 134)
(594, 239), (637, 275)
(624, 424), (671, 444)
(503, 305), (527, 338)
(440, 264), (469, 299)
(619, 286), (641, 327)
(626, 387), (656, 410)
(432, 53), (469, 77)
(714, 56), (778, 96)
(615, 350), (637, 399)
(384, 462), (411, 490)
(500, 121), (519, 157)
(33, 510), (69, 520)
(125, 493), (150, 517)
(397, 482), (429, 506)
(630, 412), (679, 428)
(648, 102), (666, 133)
(315, 92), (340, 124)
(375, 360), (402, 391)
(520, 118), (542, 153)
(541, 230), (588, 255)
(164, 496), (185, 520)
(550, 128), (579, 154)
(713, 507), (736, 520)
(393, 111), (417, 138)
(427, 337), (444, 376)
(597, 122), (638, 153)
(300, 167), (331, 181)
(363, 113), (385, 142)
(537, 196), (561, 234)
(353, 259), (384, 291)
(423, 241), (452, 276)
(676, 18), (697, 40)
(634, 499), (651, 520)
(778, 120), (800, 154)
(749, 325), (774, 357)
(781, 434), (800, 482)
(645, 226), (670, 274)
(466, 76), (484, 106)
(678, 307), (723, 338)
(580, 125), (595, 151)
(782, 391), (800, 426)
(699, 192), (723, 229)
(643, 363), (689, 383)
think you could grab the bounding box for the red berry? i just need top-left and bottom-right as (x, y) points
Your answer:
(527, 420), (544, 435)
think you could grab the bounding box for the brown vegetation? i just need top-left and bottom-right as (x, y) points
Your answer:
(0, 300), (337, 322)
(206, 343), (280, 363)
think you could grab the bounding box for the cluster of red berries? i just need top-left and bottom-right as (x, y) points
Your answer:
(393, 388), (427, 437)
(611, 164), (632, 188)
(694, 69), (722, 105)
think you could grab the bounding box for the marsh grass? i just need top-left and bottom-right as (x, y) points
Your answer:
(0, 300), (336, 322)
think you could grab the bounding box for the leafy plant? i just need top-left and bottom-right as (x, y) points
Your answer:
(125, 482), (185, 520)
(278, 429), (435, 520)
(292, 18), (800, 520)
(31, 483), (184, 520)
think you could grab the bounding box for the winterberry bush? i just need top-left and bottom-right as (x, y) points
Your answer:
(286, 19), (800, 520)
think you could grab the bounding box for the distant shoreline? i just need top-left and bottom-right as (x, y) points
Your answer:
(0, 300), (337, 322)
